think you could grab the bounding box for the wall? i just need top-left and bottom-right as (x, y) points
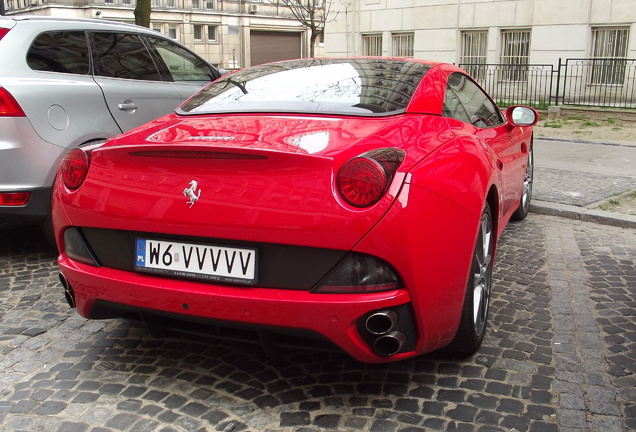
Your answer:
(325, 0), (636, 64)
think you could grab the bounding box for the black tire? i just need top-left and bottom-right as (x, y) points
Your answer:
(511, 144), (533, 221)
(41, 214), (57, 250)
(447, 203), (494, 356)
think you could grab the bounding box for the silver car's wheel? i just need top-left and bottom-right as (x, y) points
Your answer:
(511, 145), (533, 221)
(447, 203), (494, 356)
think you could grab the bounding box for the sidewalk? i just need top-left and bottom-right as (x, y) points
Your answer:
(531, 134), (636, 229)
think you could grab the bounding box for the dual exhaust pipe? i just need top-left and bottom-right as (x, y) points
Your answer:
(59, 273), (76, 308)
(364, 310), (405, 357)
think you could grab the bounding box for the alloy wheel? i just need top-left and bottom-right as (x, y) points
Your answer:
(520, 146), (534, 214)
(472, 208), (493, 337)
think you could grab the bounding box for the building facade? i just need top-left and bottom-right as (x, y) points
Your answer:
(326, 0), (636, 64)
(3, 0), (324, 69)
(325, 0), (636, 107)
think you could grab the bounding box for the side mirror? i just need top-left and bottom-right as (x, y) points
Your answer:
(505, 105), (539, 127)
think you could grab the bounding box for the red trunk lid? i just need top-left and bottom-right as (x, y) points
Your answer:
(64, 113), (448, 250)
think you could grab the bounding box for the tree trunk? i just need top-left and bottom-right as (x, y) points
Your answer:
(309, 30), (321, 58)
(134, 0), (151, 28)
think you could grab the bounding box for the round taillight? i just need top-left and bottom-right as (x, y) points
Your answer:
(337, 157), (387, 207)
(60, 148), (89, 190)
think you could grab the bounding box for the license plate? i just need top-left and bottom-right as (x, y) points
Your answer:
(135, 238), (257, 285)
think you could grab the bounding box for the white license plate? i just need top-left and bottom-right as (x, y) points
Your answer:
(135, 238), (257, 285)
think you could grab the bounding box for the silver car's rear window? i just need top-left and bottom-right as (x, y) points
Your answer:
(178, 58), (431, 117)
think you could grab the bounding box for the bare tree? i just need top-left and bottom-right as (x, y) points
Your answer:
(134, 0), (151, 27)
(280, 0), (337, 58)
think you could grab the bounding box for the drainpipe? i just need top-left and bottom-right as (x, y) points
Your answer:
(340, 0), (350, 56)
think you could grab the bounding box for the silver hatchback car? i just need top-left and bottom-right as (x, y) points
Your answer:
(0, 16), (220, 238)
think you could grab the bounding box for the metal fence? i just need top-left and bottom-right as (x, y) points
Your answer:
(459, 58), (636, 109)
(459, 63), (554, 108)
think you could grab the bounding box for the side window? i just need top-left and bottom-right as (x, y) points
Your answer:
(145, 36), (217, 84)
(443, 72), (504, 127)
(443, 84), (472, 124)
(27, 31), (90, 74)
(90, 32), (162, 81)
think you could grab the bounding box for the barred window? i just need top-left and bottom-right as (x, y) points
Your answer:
(392, 33), (414, 58)
(591, 27), (629, 85)
(500, 30), (530, 82)
(193, 25), (203, 41)
(362, 34), (382, 56)
(460, 31), (488, 80)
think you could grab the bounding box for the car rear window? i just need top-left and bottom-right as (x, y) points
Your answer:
(179, 58), (431, 116)
(27, 31), (90, 75)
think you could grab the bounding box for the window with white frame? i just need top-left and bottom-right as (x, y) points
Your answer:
(591, 27), (630, 85)
(500, 30), (530, 82)
(362, 34), (382, 56)
(460, 31), (488, 80)
(151, 0), (159, 7)
(168, 24), (178, 40)
(193, 24), (203, 41)
(122, 0), (131, 5)
(392, 33), (414, 58)
(204, 0), (213, 9)
(192, 0), (199, 8)
(207, 25), (218, 42)
(152, 23), (163, 33)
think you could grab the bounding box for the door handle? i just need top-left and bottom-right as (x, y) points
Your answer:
(118, 102), (138, 111)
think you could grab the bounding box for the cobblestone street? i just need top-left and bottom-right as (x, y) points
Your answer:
(0, 214), (634, 432)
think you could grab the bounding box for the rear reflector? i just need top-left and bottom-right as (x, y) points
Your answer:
(0, 192), (31, 206)
(313, 253), (403, 294)
(0, 87), (26, 117)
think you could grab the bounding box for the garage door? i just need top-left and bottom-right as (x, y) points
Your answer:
(250, 31), (302, 66)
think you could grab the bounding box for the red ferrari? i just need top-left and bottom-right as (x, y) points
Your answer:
(53, 58), (538, 363)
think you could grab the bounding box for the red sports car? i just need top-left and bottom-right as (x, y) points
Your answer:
(53, 58), (538, 363)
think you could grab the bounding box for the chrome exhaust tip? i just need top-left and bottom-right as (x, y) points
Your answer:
(373, 331), (406, 357)
(59, 273), (76, 308)
(365, 310), (398, 335)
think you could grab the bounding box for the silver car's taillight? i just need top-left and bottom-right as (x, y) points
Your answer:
(0, 87), (26, 117)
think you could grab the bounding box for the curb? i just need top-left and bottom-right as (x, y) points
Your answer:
(530, 200), (636, 229)
(535, 136), (636, 148)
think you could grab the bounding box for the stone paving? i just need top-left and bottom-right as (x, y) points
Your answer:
(533, 167), (636, 208)
(0, 213), (634, 432)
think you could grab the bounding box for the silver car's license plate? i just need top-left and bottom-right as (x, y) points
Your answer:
(135, 238), (257, 285)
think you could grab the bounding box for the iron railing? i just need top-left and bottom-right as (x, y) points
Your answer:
(459, 58), (636, 109)
(559, 58), (636, 108)
(459, 63), (553, 108)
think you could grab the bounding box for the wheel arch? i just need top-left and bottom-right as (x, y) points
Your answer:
(486, 185), (500, 240)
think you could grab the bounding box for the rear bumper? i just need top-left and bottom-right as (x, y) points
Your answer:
(58, 255), (415, 363)
(0, 187), (52, 222)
